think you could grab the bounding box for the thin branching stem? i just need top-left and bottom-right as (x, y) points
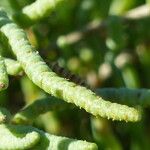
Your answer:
(12, 97), (71, 124)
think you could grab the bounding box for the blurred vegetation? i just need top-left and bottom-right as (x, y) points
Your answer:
(0, 0), (150, 149)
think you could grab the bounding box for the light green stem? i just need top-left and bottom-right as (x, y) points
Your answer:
(0, 124), (98, 150)
(14, 88), (150, 124)
(0, 124), (40, 150)
(12, 97), (70, 124)
(4, 58), (23, 76)
(13, 0), (63, 26)
(0, 55), (9, 91)
(0, 8), (141, 122)
(96, 88), (150, 107)
(29, 125), (98, 150)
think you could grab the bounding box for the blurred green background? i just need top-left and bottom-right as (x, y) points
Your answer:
(0, 0), (150, 149)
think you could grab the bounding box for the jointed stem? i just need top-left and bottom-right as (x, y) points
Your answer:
(13, 0), (64, 27)
(0, 124), (98, 150)
(0, 108), (98, 150)
(12, 97), (71, 124)
(0, 8), (141, 122)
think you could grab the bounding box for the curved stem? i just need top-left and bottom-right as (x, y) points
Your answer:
(0, 8), (141, 122)
(0, 124), (98, 150)
(0, 124), (40, 150)
(13, 0), (64, 27)
(12, 97), (71, 124)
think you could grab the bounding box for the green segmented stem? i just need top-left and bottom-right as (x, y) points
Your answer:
(0, 107), (12, 123)
(96, 88), (150, 107)
(0, 124), (98, 150)
(0, 124), (40, 150)
(40, 133), (98, 150)
(1, 114), (97, 150)
(23, 0), (63, 21)
(4, 58), (23, 76)
(0, 9), (141, 122)
(0, 55), (9, 91)
(12, 97), (71, 124)
(13, 0), (63, 26)
(30, 126), (98, 150)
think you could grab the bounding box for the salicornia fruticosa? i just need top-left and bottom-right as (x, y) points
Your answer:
(12, 97), (71, 124)
(0, 124), (98, 150)
(0, 107), (98, 150)
(13, 0), (64, 27)
(0, 8), (141, 122)
(0, 124), (40, 150)
(0, 0), (150, 149)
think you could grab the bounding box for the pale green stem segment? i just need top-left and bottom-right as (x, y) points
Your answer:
(96, 88), (150, 107)
(12, 97), (70, 124)
(4, 58), (23, 76)
(38, 132), (98, 150)
(0, 124), (98, 150)
(0, 107), (12, 123)
(0, 124), (40, 150)
(0, 55), (9, 91)
(13, 88), (150, 124)
(30, 126), (98, 150)
(0, 9), (141, 122)
(13, 0), (63, 26)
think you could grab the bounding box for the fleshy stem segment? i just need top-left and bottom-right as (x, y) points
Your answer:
(0, 107), (98, 150)
(12, 97), (71, 124)
(5, 60), (150, 108)
(0, 8), (141, 122)
(0, 124), (40, 150)
(0, 124), (98, 150)
(13, 0), (64, 27)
